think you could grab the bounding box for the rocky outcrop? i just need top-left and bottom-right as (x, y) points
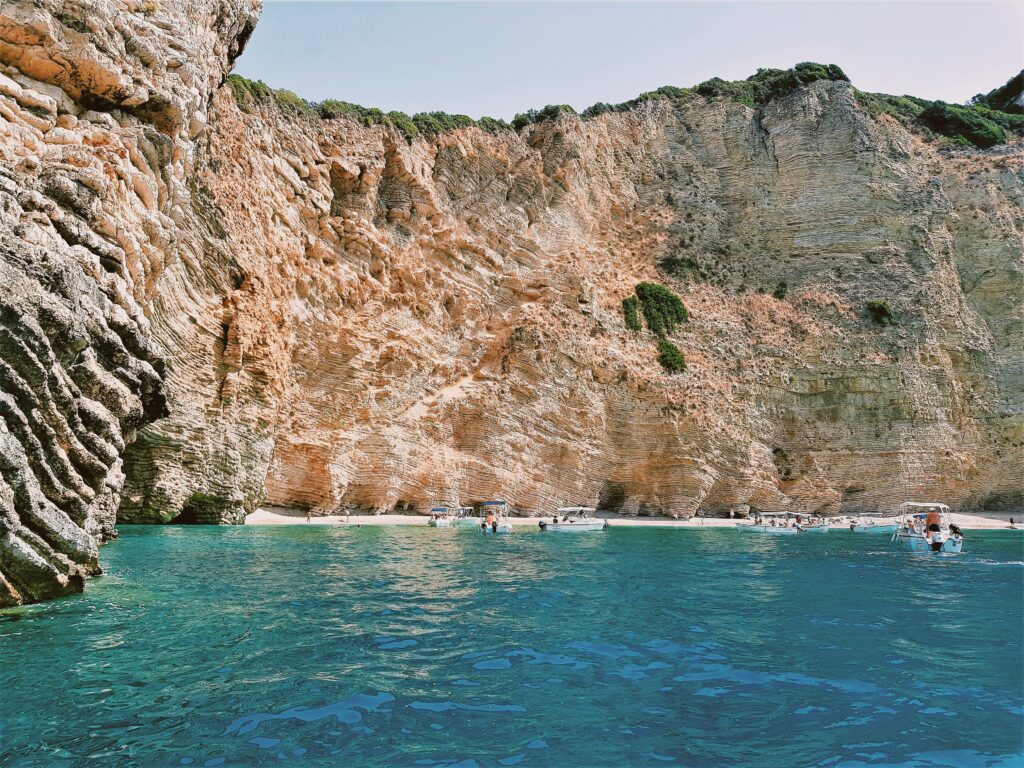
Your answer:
(1, 2), (1021, 605)
(0, 0), (259, 605)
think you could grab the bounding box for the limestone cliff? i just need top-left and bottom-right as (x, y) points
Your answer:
(0, 0), (259, 604)
(1, 1), (1021, 605)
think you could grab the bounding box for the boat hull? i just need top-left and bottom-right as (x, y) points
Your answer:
(539, 521), (607, 532)
(850, 524), (898, 534)
(798, 525), (829, 533)
(428, 518), (455, 528)
(481, 521), (513, 534)
(892, 531), (963, 554)
(740, 525), (800, 535)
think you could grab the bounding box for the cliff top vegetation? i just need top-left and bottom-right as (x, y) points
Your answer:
(225, 65), (1023, 149)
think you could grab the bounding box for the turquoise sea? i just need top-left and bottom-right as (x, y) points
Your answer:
(1, 525), (1022, 768)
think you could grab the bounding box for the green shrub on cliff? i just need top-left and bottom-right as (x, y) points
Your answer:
(866, 299), (894, 326)
(622, 296), (642, 332)
(971, 70), (1024, 115)
(917, 103), (1006, 148)
(621, 284), (689, 373)
(773, 281), (788, 300)
(696, 62), (849, 108)
(635, 282), (689, 338)
(657, 339), (687, 373)
(226, 76), (509, 139)
(511, 104), (577, 131)
(853, 88), (1021, 149)
(582, 86), (692, 118)
(226, 74), (273, 111)
(272, 88), (315, 116)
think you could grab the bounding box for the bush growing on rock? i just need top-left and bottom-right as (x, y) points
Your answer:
(511, 104), (577, 131)
(227, 76), (510, 139)
(635, 282), (689, 338)
(866, 299), (894, 326)
(622, 295), (642, 332)
(970, 69), (1024, 115)
(696, 62), (848, 107)
(773, 281), (788, 300)
(854, 88), (1021, 148)
(918, 103), (1006, 148)
(657, 339), (687, 373)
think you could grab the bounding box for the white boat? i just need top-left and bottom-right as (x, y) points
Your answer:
(797, 516), (830, 533)
(538, 507), (609, 532)
(479, 500), (513, 534)
(739, 512), (801, 534)
(891, 502), (963, 554)
(427, 505), (458, 528)
(429, 504), (478, 528)
(849, 515), (898, 534)
(798, 524), (830, 533)
(453, 506), (479, 528)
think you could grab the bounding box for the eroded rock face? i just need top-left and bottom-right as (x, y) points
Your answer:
(1, 2), (1021, 606)
(0, 0), (260, 605)
(126, 79), (1023, 525)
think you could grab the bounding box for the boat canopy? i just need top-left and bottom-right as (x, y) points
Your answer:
(900, 502), (950, 513)
(430, 507), (450, 513)
(481, 500), (507, 507)
(556, 506), (597, 516)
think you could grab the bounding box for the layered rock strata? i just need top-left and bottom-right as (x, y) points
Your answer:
(0, 0), (259, 605)
(0, 1), (1021, 607)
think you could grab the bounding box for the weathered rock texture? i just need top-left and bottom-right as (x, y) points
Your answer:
(1, 2), (1021, 605)
(0, 0), (259, 604)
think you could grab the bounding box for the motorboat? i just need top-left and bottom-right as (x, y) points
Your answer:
(849, 514), (899, 534)
(739, 512), (801, 535)
(453, 506), (479, 528)
(891, 502), (963, 554)
(479, 500), (513, 534)
(538, 507), (609, 532)
(427, 505), (458, 528)
(797, 516), (830, 533)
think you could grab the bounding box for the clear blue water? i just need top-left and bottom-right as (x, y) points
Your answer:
(2, 526), (1022, 768)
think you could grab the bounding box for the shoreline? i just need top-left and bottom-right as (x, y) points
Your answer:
(245, 508), (1021, 531)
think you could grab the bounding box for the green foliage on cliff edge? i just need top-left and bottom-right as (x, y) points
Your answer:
(228, 66), (1023, 149)
(225, 75), (511, 140)
(511, 104), (578, 131)
(694, 62), (849, 108)
(971, 70), (1024, 115)
(854, 70), (1024, 149)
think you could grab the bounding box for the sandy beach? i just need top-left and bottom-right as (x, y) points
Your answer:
(245, 508), (1020, 531)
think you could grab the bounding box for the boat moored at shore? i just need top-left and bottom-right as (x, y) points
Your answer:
(892, 502), (963, 553)
(539, 507), (609, 532)
(428, 505), (457, 527)
(740, 512), (801, 534)
(849, 514), (899, 534)
(480, 500), (513, 534)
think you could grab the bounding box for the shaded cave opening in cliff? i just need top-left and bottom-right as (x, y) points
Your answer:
(167, 493), (223, 525)
(167, 506), (202, 525)
(599, 481), (626, 513)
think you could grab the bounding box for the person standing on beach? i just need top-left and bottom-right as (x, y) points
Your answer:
(306, 509), (311, 524)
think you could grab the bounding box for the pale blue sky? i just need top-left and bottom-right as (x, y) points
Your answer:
(235, 2), (1024, 120)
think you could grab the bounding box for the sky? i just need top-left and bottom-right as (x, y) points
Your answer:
(235, 2), (1024, 120)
